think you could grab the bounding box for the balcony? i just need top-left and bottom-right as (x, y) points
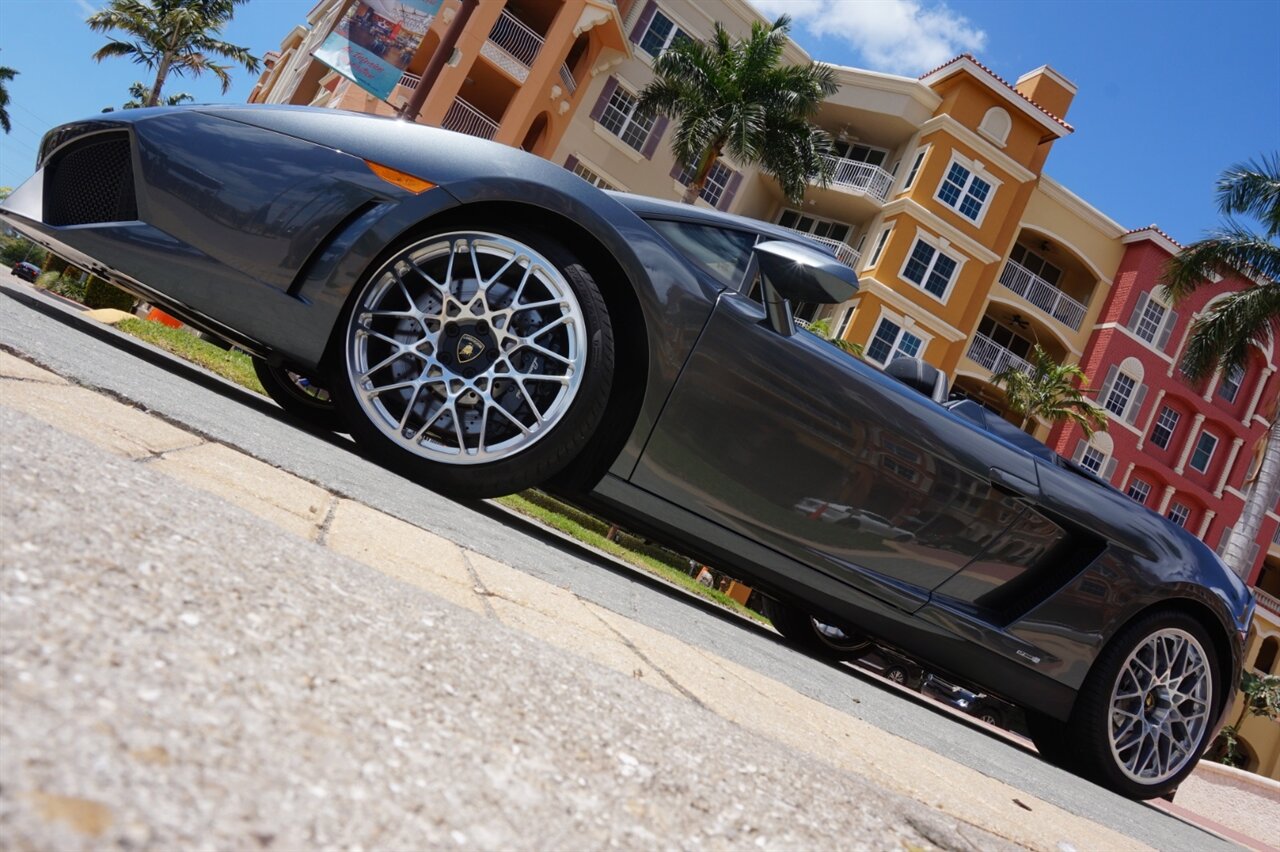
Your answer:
(442, 97), (499, 140)
(559, 62), (578, 95)
(397, 72), (421, 91)
(1256, 587), (1280, 617)
(790, 232), (860, 270)
(998, 259), (1088, 331)
(966, 333), (1035, 377)
(481, 9), (545, 83)
(821, 155), (895, 202)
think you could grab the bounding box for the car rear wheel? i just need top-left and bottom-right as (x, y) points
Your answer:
(332, 227), (613, 498)
(884, 665), (910, 686)
(1069, 611), (1220, 799)
(252, 357), (347, 433)
(764, 597), (870, 660)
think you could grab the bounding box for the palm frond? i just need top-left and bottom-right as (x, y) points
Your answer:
(1216, 152), (1280, 238)
(1163, 223), (1280, 300)
(1179, 284), (1280, 379)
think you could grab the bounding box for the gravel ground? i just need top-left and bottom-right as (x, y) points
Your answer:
(0, 404), (1016, 850)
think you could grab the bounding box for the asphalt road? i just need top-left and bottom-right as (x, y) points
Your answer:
(0, 275), (1235, 851)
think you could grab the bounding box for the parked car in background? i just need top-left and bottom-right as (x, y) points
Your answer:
(11, 261), (40, 282)
(0, 104), (1254, 800)
(852, 648), (925, 689)
(922, 674), (1022, 732)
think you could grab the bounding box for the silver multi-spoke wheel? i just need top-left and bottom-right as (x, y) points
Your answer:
(345, 231), (588, 465)
(1107, 628), (1212, 785)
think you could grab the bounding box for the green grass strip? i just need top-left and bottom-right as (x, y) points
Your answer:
(116, 317), (266, 396)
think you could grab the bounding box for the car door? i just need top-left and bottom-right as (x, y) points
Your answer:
(631, 276), (1036, 612)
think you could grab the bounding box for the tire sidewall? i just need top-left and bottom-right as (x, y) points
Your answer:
(253, 357), (348, 433)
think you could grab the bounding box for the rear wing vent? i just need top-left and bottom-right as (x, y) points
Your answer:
(44, 131), (137, 226)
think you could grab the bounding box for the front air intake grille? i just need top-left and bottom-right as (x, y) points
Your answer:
(44, 132), (137, 226)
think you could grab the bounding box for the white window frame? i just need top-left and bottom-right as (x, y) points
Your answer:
(864, 309), (932, 367)
(1127, 478), (1151, 505)
(1189, 431), (1218, 474)
(1167, 502), (1191, 528)
(900, 145), (929, 193)
(1218, 364), (1245, 403)
(636, 7), (691, 58)
(898, 229), (965, 302)
(776, 209), (853, 244)
(1080, 446), (1106, 474)
(569, 155), (626, 192)
(1103, 372), (1137, 417)
(866, 226), (892, 269)
(1134, 298), (1167, 344)
(933, 153), (1001, 227)
(676, 159), (733, 208)
(835, 308), (854, 340)
(1150, 405), (1180, 449)
(598, 83), (655, 153)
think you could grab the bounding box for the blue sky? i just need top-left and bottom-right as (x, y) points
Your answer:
(1, 0), (1277, 243)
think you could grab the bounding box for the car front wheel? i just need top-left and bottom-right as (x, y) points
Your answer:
(1069, 611), (1220, 799)
(253, 357), (347, 433)
(331, 227), (613, 498)
(764, 597), (870, 660)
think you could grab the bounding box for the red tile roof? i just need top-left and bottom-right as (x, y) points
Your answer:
(919, 54), (1074, 133)
(1124, 225), (1184, 249)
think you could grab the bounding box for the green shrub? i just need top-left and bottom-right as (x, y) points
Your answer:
(83, 276), (138, 312)
(43, 255), (73, 276)
(0, 238), (46, 267)
(36, 271), (88, 303)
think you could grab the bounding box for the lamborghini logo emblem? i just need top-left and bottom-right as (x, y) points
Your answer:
(458, 334), (485, 364)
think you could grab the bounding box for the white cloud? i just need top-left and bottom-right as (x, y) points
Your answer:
(751, 0), (987, 76)
(75, 0), (99, 20)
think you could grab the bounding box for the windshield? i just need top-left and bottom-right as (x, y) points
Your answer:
(646, 218), (757, 288)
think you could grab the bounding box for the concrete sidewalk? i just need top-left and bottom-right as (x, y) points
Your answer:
(1, 350), (1149, 849)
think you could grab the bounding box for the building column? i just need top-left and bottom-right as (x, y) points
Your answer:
(1136, 388), (1166, 450)
(1157, 485), (1177, 514)
(1202, 372), (1221, 401)
(1197, 509), (1216, 540)
(1119, 462), (1136, 492)
(1174, 413), (1206, 474)
(1245, 367), (1275, 422)
(1167, 311), (1197, 378)
(1215, 437), (1246, 497)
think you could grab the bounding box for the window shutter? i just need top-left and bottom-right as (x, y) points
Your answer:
(1097, 365), (1118, 404)
(1072, 439), (1087, 462)
(1103, 457), (1118, 481)
(641, 116), (668, 159)
(1127, 292), (1150, 332)
(589, 77), (618, 123)
(563, 154), (579, 173)
(630, 1), (657, 45)
(1126, 383), (1149, 424)
(717, 170), (744, 211)
(1158, 310), (1179, 352)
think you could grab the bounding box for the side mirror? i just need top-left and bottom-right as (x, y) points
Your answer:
(753, 240), (859, 336)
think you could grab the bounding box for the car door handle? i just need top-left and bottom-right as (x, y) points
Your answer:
(989, 467), (1039, 500)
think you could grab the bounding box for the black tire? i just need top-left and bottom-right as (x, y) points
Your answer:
(1025, 710), (1077, 771)
(885, 665), (910, 686)
(1067, 610), (1221, 799)
(764, 597), (870, 661)
(330, 225), (614, 499)
(253, 357), (348, 433)
(972, 701), (1006, 728)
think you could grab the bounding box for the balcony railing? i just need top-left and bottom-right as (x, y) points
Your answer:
(820, 156), (895, 202)
(998, 259), (1088, 331)
(1256, 587), (1280, 617)
(967, 333), (1035, 377)
(442, 97), (499, 140)
(483, 8), (544, 81)
(559, 62), (578, 95)
(784, 228), (861, 270)
(398, 72), (421, 91)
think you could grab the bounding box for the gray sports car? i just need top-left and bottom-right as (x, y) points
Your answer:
(0, 105), (1253, 799)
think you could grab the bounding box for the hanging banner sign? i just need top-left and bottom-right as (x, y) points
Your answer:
(314, 0), (443, 102)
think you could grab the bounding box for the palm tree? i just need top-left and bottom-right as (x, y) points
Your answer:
(0, 55), (17, 134)
(124, 80), (194, 108)
(1163, 154), (1280, 578)
(88, 0), (260, 108)
(990, 345), (1107, 436)
(805, 317), (862, 357)
(637, 15), (837, 204)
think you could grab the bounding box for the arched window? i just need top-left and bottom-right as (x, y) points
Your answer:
(1257, 636), (1279, 674)
(978, 107), (1011, 146)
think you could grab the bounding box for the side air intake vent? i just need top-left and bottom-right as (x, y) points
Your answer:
(44, 132), (137, 226)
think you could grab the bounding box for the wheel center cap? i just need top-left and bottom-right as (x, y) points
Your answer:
(441, 321), (497, 378)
